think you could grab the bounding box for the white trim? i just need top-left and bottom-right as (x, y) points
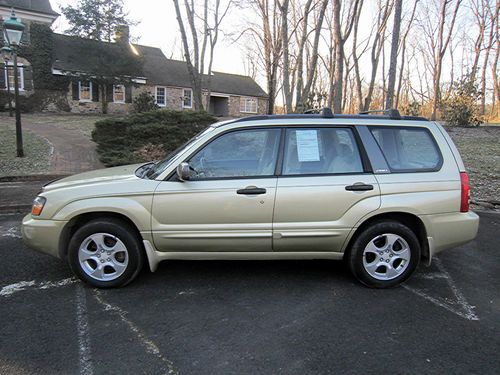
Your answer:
(3, 62), (24, 91)
(51, 68), (147, 85)
(240, 96), (258, 113)
(0, 7), (58, 24)
(78, 81), (92, 102)
(113, 84), (125, 103)
(155, 86), (166, 107)
(182, 88), (193, 108)
(210, 92), (230, 98)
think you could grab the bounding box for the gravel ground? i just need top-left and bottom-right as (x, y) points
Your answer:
(0, 122), (51, 177)
(446, 125), (500, 210)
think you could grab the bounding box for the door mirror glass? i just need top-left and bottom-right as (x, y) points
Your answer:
(176, 162), (191, 181)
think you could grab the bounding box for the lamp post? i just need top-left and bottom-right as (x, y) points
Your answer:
(1, 45), (13, 117)
(3, 9), (25, 157)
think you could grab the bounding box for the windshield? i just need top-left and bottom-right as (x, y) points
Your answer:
(142, 126), (215, 179)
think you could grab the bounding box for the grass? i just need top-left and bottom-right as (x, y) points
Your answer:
(446, 125), (500, 207)
(0, 123), (51, 177)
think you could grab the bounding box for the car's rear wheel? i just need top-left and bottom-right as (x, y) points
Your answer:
(68, 219), (144, 288)
(347, 221), (420, 288)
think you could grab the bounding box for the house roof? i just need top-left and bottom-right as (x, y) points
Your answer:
(51, 33), (268, 98)
(52, 33), (143, 79)
(0, 0), (59, 16)
(138, 45), (268, 97)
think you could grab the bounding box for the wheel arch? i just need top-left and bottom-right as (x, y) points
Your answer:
(343, 211), (430, 263)
(58, 211), (144, 260)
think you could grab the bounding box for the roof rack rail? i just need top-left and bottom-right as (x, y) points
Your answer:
(303, 107), (334, 118)
(359, 108), (401, 120)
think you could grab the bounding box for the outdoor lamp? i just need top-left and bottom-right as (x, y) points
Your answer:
(3, 10), (25, 46)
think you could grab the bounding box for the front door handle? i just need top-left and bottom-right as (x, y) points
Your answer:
(237, 186), (267, 195)
(345, 183), (374, 191)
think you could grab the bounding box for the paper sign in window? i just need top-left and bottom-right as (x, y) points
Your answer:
(296, 130), (320, 162)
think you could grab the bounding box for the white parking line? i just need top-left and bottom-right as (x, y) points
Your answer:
(0, 277), (77, 297)
(1, 226), (21, 239)
(93, 290), (178, 375)
(76, 285), (94, 375)
(403, 257), (479, 321)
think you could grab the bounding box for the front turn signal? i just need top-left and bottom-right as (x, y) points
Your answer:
(32, 196), (46, 216)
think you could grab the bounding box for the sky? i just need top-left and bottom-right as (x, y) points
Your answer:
(50, 0), (247, 77)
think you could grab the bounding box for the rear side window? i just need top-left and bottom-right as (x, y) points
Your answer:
(369, 127), (442, 172)
(282, 128), (364, 175)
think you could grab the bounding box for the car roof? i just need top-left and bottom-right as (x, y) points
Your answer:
(213, 108), (431, 128)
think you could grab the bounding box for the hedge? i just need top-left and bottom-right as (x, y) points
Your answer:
(92, 110), (218, 166)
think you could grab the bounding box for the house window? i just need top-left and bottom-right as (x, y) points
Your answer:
(240, 97), (258, 113)
(79, 81), (92, 101)
(156, 86), (166, 106)
(183, 88), (192, 108)
(3, 63), (24, 91)
(113, 85), (125, 103)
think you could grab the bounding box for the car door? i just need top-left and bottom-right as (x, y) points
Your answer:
(151, 127), (281, 252)
(273, 126), (381, 252)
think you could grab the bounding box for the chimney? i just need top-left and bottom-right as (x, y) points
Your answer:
(114, 25), (130, 45)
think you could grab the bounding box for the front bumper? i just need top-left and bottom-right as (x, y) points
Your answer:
(22, 214), (67, 259)
(420, 211), (480, 259)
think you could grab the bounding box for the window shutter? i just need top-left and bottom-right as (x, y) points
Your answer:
(0, 64), (5, 89)
(91, 82), (99, 102)
(125, 85), (132, 103)
(72, 81), (79, 100)
(23, 66), (33, 91)
(106, 84), (113, 102)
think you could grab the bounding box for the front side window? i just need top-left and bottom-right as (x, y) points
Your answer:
(282, 128), (364, 175)
(156, 86), (166, 106)
(183, 88), (192, 108)
(370, 127), (442, 171)
(79, 81), (92, 101)
(113, 84), (125, 103)
(240, 97), (258, 113)
(4, 63), (24, 90)
(188, 128), (281, 179)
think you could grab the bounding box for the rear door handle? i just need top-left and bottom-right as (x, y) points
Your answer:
(345, 183), (374, 191)
(237, 186), (267, 195)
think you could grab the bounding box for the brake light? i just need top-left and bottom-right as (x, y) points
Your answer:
(460, 172), (470, 212)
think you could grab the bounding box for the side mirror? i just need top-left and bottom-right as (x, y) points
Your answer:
(176, 162), (191, 181)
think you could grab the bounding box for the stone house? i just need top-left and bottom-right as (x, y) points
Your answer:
(0, 0), (268, 117)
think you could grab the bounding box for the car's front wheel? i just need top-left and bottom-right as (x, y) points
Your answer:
(68, 219), (144, 288)
(347, 221), (421, 288)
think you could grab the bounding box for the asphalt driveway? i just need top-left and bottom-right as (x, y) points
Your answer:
(0, 211), (499, 375)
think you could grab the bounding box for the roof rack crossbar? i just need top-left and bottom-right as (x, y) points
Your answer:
(359, 108), (401, 120)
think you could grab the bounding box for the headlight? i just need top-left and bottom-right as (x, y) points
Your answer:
(31, 196), (46, 216)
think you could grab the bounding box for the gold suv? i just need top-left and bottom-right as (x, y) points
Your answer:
(22, 109), (479, 288)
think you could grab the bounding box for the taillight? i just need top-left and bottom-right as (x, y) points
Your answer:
(460, 172), (470, 212)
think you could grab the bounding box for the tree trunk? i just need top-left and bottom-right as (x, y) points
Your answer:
(385, 0), (402, 109)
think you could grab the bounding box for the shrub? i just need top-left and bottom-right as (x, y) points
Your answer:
(132, 91), (158, 113)
(93, 110), (217, 166)
(401, 101), (421, 117)
(441, 73), (483, 127)
(133, 143), (166, 161)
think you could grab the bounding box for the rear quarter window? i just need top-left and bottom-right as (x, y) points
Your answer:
(369, 127), (442, 172)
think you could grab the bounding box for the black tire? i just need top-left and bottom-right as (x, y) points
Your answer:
(347, 220), (420, 288)
(68, 218), (144, 288)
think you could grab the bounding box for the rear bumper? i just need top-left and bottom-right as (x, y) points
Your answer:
(420, 211), (479, 259)
(22, 214), (67, 259)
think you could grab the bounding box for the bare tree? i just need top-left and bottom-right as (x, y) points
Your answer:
(492, 1), (500, 116)
(425, 0), (462, 120)
(173, 0), (230, 110)
(362, 0), (394, 112)
(385, 0), (402, 109)
(332, 0), (360, 113)
(395, 0), (419, 109)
